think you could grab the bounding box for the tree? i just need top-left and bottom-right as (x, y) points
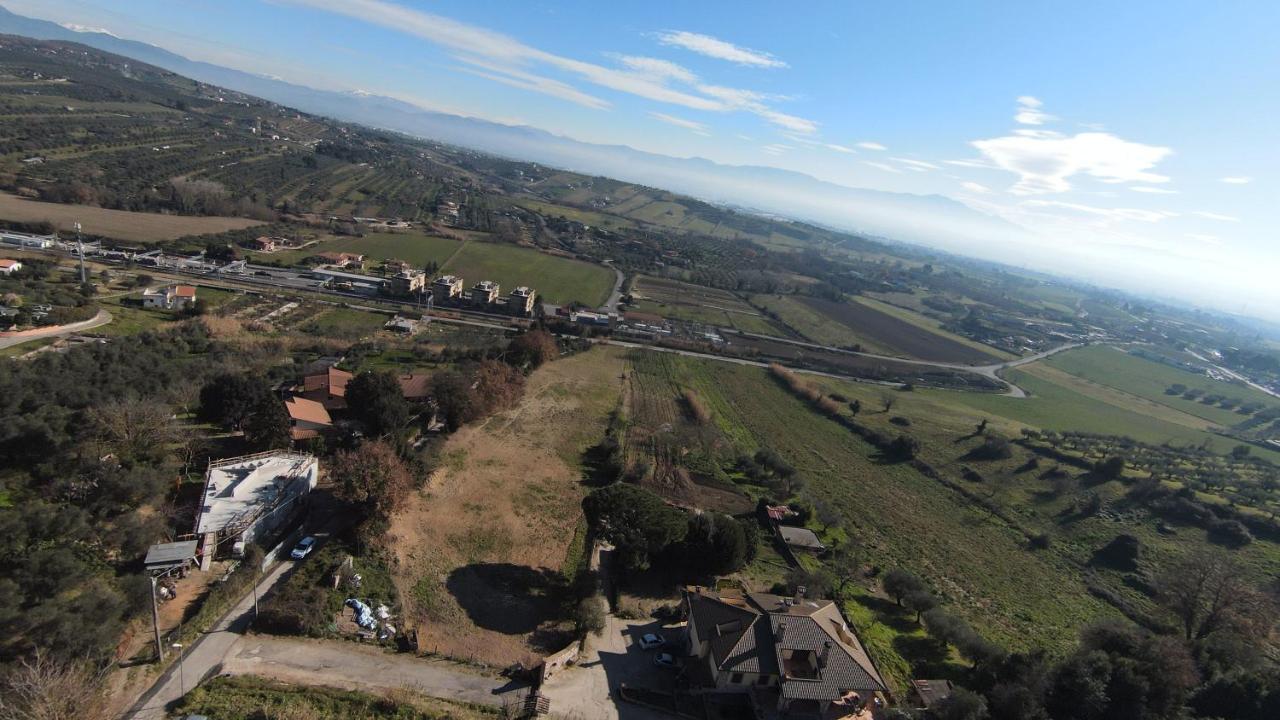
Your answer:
(346, 370), (410, 437)
(883, 568), (926, 606)
(886, 434), (919, 461)
(933, 687), (990, 720)
(681, 513), (751, 576)
(848, 399), (861, 415)
(1231, 444), (1252, 460)
(472, 360), (526, 416)
(905, 589), (939, 623)
(330, 440), (413, 517)
(1156, 550), (1271, 641)
(828, 546), (862, 593)
(506, 330), (558, 370)
(431, 370), (478, 432)
(241, 396), (291, 450)
(813, 497), (841, 531)
(975, 418), (989, 436)
(583, 484), (688, 571)
(84, 398), (176, 462)
(0, 649), (112, 720)
(1094, 456), (1126, 481)
(574, 596), (607, 638)
(198, 372), (274, 430)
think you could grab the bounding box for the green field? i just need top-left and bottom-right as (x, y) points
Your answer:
(177, 676), (496, 720)
(440, 240), (614, 306)
(626, 352), (1115, 652)
(263, 231), (613, 306)
(299, 306), (391, 340)
(1043, 345), (1279, 427)
(632, 276), (781, 334)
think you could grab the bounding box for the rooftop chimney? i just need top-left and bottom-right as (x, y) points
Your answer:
(819, 640), (833, 669)
(794, 585), (806, 606)
(776, 622), (786, 642)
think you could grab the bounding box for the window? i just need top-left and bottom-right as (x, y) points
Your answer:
(731, 673), (744, 684)
(757, 675), (771, 686)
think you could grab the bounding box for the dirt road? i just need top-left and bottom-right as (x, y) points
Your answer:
(0, 309), (112, 350)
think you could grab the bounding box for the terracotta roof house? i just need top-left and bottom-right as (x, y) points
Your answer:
(684, 588), (886, 718)
(300, 367), (352, 410)
(141, 284), (197, 311)
(0, 259), (22, 275)
(766, 505), (798, 522)
(284, 396), (333, 440)
(397, 373), (432, 402)
(316, 251), (364, 267)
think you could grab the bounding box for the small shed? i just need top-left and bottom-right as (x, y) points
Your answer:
(144, 540), (198, 574)
(912, 679), (955, 709)
(778, 526), (826, 552)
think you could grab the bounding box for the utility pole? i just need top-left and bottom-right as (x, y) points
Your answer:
(75, 222), (86, 284)
(150, 574), (165, 662)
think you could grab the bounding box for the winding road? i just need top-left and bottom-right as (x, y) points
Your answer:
(0, 309), (113, 350)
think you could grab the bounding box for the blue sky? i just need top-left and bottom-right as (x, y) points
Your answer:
(7, 0), (1279, 317)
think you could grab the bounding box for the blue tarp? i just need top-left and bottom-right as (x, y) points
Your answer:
(345, 598), (376, 629)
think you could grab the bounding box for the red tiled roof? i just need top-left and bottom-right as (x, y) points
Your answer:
(0, 259), (19, 269)
(398, 373), (431, 400)
(285, 396), (332, 426)
(303, 367), (352, 397)
(173, 285), (197, 298)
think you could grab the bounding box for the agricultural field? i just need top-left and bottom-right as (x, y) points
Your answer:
(751, 293), (890, 350)
(803, 296), (1006, 364)
(514, 199), (637, 232)
(297, 306), (392, 340)
(631, 275), (782, 334)
(387, 347), (625, 666)
(260, 231), (463, 267)
(176, 676), (496, 720)
(440, 240), (614, 306)
(623, 353), (1116, 652)
(1043, 345), (1280, 427)
(0, 192), (265, 242)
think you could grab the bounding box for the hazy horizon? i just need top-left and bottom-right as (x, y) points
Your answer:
(4, 0), (1277, 320)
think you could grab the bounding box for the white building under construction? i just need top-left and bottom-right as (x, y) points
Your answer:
(194, 451), (319, 569)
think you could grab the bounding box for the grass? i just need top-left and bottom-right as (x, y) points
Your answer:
(440, 240), (614, 306)
(1043, 345), (1279, 427)
(176, 675), (497, 720)
(264, 231), (463, 267)
(299, 307), (390, 340)
(852, 296), (1016, 361)
(632, 276), (780, 334)
(0, 192), (264, 243)
(625, 352), (1116, 653)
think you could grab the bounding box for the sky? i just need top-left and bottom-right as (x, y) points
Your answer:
(5, 0), (1279, 318)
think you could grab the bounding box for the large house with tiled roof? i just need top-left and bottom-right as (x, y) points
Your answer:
(684, 587), (886, 718)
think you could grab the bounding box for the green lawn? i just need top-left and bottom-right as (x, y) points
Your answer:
(177, 676), (496, 720)
(299, 307), (390, 340)
(1044, 345), (1279, 427)
(751, 294), (888, 350)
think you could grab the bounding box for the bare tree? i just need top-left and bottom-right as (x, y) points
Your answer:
(85, 398), (176, 461)
(1156, 550), (1272, 641)
(0, 650), (112, 720)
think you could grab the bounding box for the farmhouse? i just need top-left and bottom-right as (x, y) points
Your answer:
(298, 366), (352, 410)
(285, 396), (333, 440)
(470, 279), (500, 306)
(316, 251), (365, 267)
(384, 315), (422, 334)
(141, 284), (197, 311)
(245, 236), (285, 252)
(508, 285), (536, 315)
(194, 452), (319, 569)
(432, 274), (464, 300)
(397, 372), (431, 401)
(0, 258), (21, 275)
(684, 587), (886, 717)
(779, 526), (826, 553)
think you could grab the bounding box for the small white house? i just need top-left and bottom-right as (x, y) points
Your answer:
(0, 259), (21, 275)
(142, 284), (197, 310)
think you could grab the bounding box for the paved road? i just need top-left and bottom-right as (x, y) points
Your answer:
(123, 559), (297, 720)
(222, 636), (514, 707)
(601, 262), (625, 313)
(0, 309), (112, 350)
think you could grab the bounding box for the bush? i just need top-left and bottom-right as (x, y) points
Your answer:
(1209, 519), (1253, 547)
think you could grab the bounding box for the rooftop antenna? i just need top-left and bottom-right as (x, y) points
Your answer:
(75, 222), (86, 283)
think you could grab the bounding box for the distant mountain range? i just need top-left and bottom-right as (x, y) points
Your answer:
(0, 5), (1029, 251)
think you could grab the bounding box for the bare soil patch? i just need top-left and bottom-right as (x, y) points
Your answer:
(800, 296), (999, 364)
(386, 348), (625, 666)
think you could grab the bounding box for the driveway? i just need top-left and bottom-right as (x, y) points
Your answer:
(222, 635), (516, 707)
(540, 615), (680, 720)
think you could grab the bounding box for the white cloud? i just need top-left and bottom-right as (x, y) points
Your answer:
(863, 161), (902, 174)
(1191, 210), (1241, 222)
(614, 55), (696, 83)
(1130, 186), (1179, 194)
(856, 141), (887, 151)
(1023, 199), (1178, 223)
(1014, 95), (1054, 125)
(656, 30), (787, 68)
(762, 144), (793, 155)
(649, 111), (709, 135)
(1219, 176), (1252, 184)
(973, 130), (1172, 195)
(825, 143), (856, 154)
(961, 181), (991, 194)
(60, 23), (118, 37)
(892, 157), (938, 171)
(285, 1), (814, 132)
(944, 159), (995, 169)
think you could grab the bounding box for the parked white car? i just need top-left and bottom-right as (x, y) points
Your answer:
(289, 536), (316, 560)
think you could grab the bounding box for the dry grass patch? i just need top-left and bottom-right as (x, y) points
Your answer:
(0, 192), (264, 242)
(387, 347), (625, 666)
